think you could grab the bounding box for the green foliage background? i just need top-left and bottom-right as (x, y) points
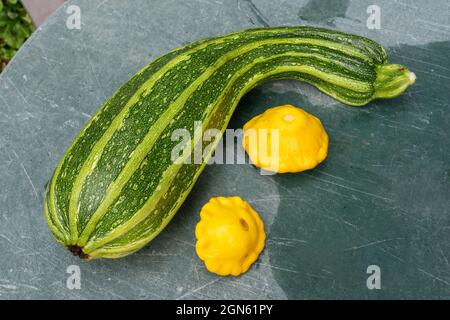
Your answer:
(0, 0), (35, 72)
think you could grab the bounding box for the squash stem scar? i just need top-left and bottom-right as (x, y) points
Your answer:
(67, 245), (90, 259)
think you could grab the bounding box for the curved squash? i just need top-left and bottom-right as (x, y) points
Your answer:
(44, 26), (415, 259)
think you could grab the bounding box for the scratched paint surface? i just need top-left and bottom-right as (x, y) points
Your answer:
(0, 0), (449, 299)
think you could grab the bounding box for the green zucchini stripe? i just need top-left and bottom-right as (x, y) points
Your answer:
(44, 26), (415, 259)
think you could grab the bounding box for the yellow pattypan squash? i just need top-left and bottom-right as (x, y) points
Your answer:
(195, 196), (266, 276)
(242, 104), (328, 173)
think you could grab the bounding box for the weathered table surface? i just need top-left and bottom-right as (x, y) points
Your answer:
(0, 0), (449, 299)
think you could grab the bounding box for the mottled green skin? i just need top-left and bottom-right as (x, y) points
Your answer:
(44, 26), (414, 258)
(51, 50), (185, 234)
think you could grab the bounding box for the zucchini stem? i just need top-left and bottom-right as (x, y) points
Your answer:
(374, 64), (416, 99)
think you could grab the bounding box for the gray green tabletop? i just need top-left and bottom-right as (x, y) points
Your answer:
(0, 0), (449, 299)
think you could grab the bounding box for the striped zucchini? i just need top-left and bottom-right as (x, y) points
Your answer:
(45, 26), (415, 259)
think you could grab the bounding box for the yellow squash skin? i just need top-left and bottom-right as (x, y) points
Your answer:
(195, 197), (266, 276)
(243, 104), (329, 173)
